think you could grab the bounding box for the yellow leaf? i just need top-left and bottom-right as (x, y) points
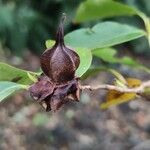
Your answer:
(101, 93), (136, 109)
(126, 78), (141, 87)
(100, 78), (142, 109)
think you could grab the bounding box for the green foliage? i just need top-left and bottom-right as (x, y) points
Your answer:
(0, 3), (51, 55)
(0, 62), (38, 85)
(75, 48), (92, 77)
(0, 63), (39, 102)
(0, 0), (82, 55)
(65, 21), (145, 49)
(92, 48), (140, 66)
(45, 40), (55, 49)
(0, 81), (27, 102)
(74, 0), (137, 23)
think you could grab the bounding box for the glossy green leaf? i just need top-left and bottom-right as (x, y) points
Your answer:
(93, 48), (117, 63)
(75, 48), (92, 77)
(74, 0), (137, 23)
(45, 40), (55, 49)
(0, 81), (27, 102)
(65, 22), (145, 50)
(45, 40), (92, 77)
(0, 62), (39, 85)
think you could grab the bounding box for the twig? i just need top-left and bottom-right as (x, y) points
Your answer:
(80, 80), (150, 94)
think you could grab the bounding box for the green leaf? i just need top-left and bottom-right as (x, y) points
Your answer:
(74, 0), (150, 48)
(92, 48), (150, 73)
(108, 69), (127, 85)
(0, 62), (39, 85)
(27, 72), (38, 82)
(45, 40), (55, 49)
(93, 48), (118, 63)
(119, 57), (140, 66)
(0, 81), (27, 102)
(75, 48), (92, 77)
(45, 40), (93, 77)
(138, 12), (150, 47)
(74, 0), (137, 23)
(65, 21), (145, 50)
(83, 48), (150, 79)
(92, 47), (140, 66)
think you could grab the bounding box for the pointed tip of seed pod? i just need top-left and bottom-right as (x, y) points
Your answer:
(61, 13), (66, 22)
(59, 13), (66, 28)
(55, 13), (67, 45)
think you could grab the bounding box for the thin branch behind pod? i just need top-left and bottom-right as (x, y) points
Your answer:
(80, 80), (150, 94)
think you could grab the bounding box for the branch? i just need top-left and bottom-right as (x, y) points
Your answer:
(80, 80), (150, 94)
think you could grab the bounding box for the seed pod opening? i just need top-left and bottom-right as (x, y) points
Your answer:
(40, 14), (80, 84)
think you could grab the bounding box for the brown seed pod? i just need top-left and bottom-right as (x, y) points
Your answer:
(29, 14), (81, 112)
(40, 14), (80, 84)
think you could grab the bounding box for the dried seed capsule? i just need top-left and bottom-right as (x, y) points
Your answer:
(40, 14), (80, 84)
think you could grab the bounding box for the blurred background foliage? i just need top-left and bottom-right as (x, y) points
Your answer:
(0, 0), (150, 56)
(0, 0), (81, 55)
